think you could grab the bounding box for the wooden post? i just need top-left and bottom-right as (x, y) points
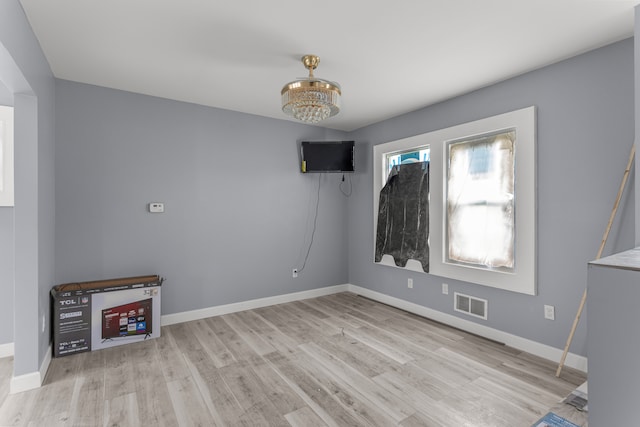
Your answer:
(556, 144), (635, 377)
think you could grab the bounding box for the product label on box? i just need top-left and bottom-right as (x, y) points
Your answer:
(55, 295), (92, 355)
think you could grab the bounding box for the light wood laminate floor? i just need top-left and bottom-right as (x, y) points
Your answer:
(0, 292), (587, 426)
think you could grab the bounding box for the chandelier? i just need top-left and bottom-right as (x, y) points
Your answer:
(281, 55), (341, 124)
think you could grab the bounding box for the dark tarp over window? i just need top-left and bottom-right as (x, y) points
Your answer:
(375, 161), (429, 272)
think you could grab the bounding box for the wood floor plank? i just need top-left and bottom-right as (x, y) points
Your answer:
(221, 312), (278, 356)
(299, 341), (416, 423)
(293, 349), (399, 427)
(103, 350), (137, 401)
(376, 362), (457, 401)
(232, 309), (300, 356)
(132, 356), (180, 427)
(372, 370), (440, 414)
(317, 311), (368, 332)
(104, 392), (141, 427)
(154, 326), (192, 382)
(311, 333), (403, 378)
(340, 325), (414, 364)
(218, 360), (270, 412)
(205, 315), (260, 362)
(411, 348), (481, 388)
(353, 322), (440, 359)
(280, 303), (338, 339)
(0, 357), (12, 401)
(167, 376), (218, 427)
(473, 376), (549, 420)
(513, 351), (587, 388)
(260, 304), (327, 344)
(299, 297), (346, 317)
(26, 412), (70, 427)
(183, 349), (246, 425)
(68, 371), (106, 426)
(0, 386), (40, 426)
(290, 300), (330, 320)
(42, 353), (79, 385)
(190, 318), (237, 368)
(264, 351), (364, 427)
(244, 353), (306, 416)
(236, 397), (290, 427)
(23, 374), (75, 422)
(436, 378), (535, 427)
(285, 406), (329, 427)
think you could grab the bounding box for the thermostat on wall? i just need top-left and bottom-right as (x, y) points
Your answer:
(148, 202), (164, 213)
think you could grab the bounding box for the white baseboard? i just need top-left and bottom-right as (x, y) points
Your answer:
(0, 342), (14, 358)
(9, 344), (51, 394)
(346, 284), (588, 373)
(161, 284), (350, 326)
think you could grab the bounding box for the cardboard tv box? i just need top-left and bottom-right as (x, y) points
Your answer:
(51, 275), (163, 357)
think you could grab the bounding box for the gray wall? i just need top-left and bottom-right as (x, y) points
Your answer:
(55, 80), (350, 315)
(346, 38), (635, 357)
(0, 0), (56, 376)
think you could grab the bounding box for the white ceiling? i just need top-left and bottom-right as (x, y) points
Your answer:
(18, 0), (638, 131)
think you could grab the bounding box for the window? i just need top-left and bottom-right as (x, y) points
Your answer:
(0, 105), (14, 207)
(374, 137), (431, 273)
(385, 147), (430, 177)
(446, 130), (515, 271)
(373, 107), (536, 295)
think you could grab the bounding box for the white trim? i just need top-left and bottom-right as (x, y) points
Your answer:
(9, 344), (51, 394)
(0, 342), (14, 358)
(346, 284), (587, 373)
(161, 284), (349, 326)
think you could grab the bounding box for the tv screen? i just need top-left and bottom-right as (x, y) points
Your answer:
(301, 141), (355, 173)
(102, 298), (152, 340)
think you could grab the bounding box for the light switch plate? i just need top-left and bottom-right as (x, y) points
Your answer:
(544, 304), (555, 320)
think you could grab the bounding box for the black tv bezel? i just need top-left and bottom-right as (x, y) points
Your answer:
(300, 140), (355, 173)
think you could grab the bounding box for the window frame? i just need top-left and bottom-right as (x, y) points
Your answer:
(373, 106), (536, 295)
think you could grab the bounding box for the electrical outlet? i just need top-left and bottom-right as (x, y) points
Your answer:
(148, 202), (164, 213)
(544, 305), (555, 320)
(292, 268), (298, 278)
(41, 314), (45, 333)
(442, 283), (449, 295)
(408, 278), (413, 289)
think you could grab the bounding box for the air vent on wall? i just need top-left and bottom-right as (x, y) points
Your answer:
(454, 292), (488, 320)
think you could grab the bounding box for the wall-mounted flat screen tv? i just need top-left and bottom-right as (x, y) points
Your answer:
(300, 141), (355, 173)
(102, 298), (152, 341)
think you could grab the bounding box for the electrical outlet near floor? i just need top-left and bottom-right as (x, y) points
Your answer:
(442, 283), (449, 295)
(408, 278), (413, 289)
(544, 304), (555, 320)
(292, 268), (298, 278)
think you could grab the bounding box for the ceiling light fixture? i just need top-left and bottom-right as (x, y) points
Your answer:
(281, 55), (341, 124)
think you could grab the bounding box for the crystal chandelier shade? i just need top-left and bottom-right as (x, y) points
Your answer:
(281, 55), (341, 124)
